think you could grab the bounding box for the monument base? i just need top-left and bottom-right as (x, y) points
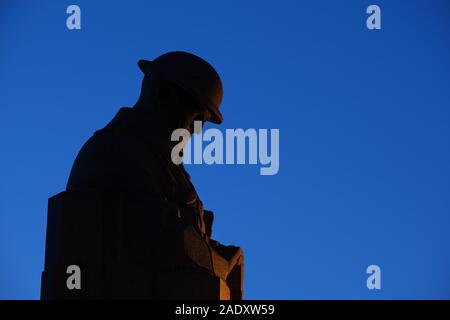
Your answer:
(41, 191), (244, 300)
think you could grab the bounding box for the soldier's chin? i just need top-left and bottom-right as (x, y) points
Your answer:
(188, 123), (197, 135)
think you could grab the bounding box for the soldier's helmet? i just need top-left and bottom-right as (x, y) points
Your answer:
(138, 51), (224, 124)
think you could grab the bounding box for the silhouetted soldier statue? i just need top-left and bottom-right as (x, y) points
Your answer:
(41, 51), (244, 299)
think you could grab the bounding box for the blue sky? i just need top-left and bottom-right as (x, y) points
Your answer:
(1, 0), (450, 299)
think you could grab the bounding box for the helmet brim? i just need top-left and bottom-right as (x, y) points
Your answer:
(138, 59), (223, 124)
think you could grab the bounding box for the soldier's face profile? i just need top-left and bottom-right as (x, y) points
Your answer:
(164, 84), (210, 134)
(189, 109), (211, 134)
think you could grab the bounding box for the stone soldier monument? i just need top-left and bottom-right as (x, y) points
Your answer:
(41, 51), (244, 299)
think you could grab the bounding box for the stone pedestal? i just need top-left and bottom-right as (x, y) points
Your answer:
(41, 191), (244, 299)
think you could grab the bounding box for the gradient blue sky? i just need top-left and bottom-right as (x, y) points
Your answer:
(1, 0), (450, 299)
